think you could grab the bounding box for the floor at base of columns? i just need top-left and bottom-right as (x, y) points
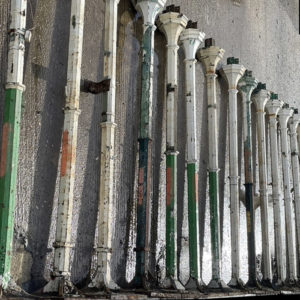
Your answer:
(2, 287), (300, 299)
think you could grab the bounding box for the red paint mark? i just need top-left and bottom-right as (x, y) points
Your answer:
(0, 123), (10, 177)
(138, 168), (144, 206)
(166, 168), (172, 206)
(195, 173), (199, 203)
(60, 130), (69, 177)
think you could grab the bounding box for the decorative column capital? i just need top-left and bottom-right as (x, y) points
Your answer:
(158, 10), (188, 45)
(238, 70), (258, 99)
(265, 93), (283, 117)
(135, 0), (167, 25)
(278, 104), (293, 128)
(197, 38), (225, 74)
(221, 57), (245, 90)
(180, 23), (205, 61)
(252, 83), (270, 112)
(289, 110), (300, 134)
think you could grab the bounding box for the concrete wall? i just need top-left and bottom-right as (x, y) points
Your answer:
(0, 0), (299, 292)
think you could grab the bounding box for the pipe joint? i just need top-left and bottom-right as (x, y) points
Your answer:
(96, 246), (112, 254)
(5, 82), (25, 91)
(53, 241), (74, 249)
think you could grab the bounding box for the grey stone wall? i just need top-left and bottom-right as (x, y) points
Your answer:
(0, 0), (299, 292)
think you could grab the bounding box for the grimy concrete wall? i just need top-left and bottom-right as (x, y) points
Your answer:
(0, 0), (299, 292)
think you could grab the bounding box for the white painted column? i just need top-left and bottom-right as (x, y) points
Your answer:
(278, 106), (297, 284)
(180, 24), (205, 290)
(198, 39), (228, 290)
(266, 96), (285, 285)
(221, 58), (245, 288)
(43, 0), (85, 295)
(158, 8), (188, 290)
(289, 111), (300, 279)
(252, 87), (272, 285)
(88, 0), (120, 291)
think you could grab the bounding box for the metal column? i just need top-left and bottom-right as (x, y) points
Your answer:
(132, 0), (167, 288)
(238, 70), (259, 287)
(198, 39), (228, 290)
(252, 85), (272, 286)
(43, 0), (85, 295)
(289, 110), (300, 279)
(278, 105), (297, 285)
(265, 94), (285, 285)
(0, 0), (30, 290)
(89, 0), (120, 291)
(221, 57), (245, 288)
(180, 21), (205, 290)
(158, 5), (187, 290)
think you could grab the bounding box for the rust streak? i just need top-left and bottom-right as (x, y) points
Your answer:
(60, 130), (69, 177)
(0, 123), (10, 178)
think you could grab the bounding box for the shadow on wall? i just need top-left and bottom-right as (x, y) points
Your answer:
(24, 0), (71, 293)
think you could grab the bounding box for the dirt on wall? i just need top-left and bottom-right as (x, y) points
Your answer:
(0, 0), (299, 293)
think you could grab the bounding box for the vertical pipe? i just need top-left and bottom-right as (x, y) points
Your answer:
(266, 95), (285, 285)
(289, 111), (300, 279)
(180, 23), (205, 290)
(221, 57), (245, 288)
(238, 70), (259, 287)
(198, 39), (228, 290)
(252, 86), (272, 286)
(88, 0), (120, 291)
(133, 0), (167, 288)
(43, 0), (85, 295)
(158, 6), (188, 290)
(0, 0), (29, 290)
(278, 105), (297, 285)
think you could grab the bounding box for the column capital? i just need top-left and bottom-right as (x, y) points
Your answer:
(265, 99), (284, 116)
(180, 28), (205, 60)
(252, 88), (270, 112)
(197, 45), (225, 74)
(238, 71), (258, 97)
(221, 63), (246, 90)
(158, 12), (188, 45)
(289, 113), (300, 134)
(135, 0), (167, 25)
(278, 106), (293, 128)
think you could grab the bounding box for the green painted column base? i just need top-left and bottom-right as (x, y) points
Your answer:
(0, 89), (23, 287)
(187, 163), (199, 280)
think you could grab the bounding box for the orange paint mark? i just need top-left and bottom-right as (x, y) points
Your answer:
(138, 168), (144, 206)
(166, 168), (172, 206)
(60, 130), (69, 177)
(0, 123), (10, 177)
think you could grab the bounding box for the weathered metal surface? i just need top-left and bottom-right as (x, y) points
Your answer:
(158, 9), (187, 290)
(88, 0), (120, 291)
(289, 111), (300, 279)
(133, 0), (167, 288)
(238, 71), (259, 287)
(252, 87), (272, 286)
(265, 96), (285, 285)
(220, 59), (245, 288)
(0, 0), (27, 290)
(43, 0), (85, 294)
(198, 43), (227, 290)
(278, 106), (297, 285)
(180, 27), (205, 290)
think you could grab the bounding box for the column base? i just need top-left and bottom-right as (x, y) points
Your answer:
(128, 272), (155, 290)
(160, 276), (185, 291)
(228, 277), (245, 289)
(0, 277), (29, 297)
(88, 272), (120, 291)
(207, 279), (231, 292)
(245, 278), (262, 289)
(285, 277), (297, 287)
(260, 278), (274, 289)
(272, 278), (285, 289)
(43, 276), (78, 296)
(185, 277), (205, 291)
